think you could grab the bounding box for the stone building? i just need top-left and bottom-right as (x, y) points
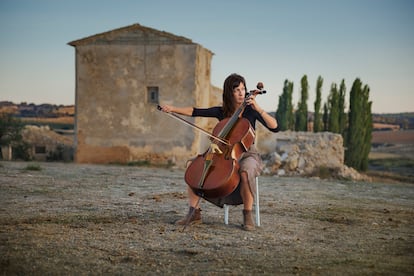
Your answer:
(68, 23), (221, 166)
(21, 125), (73, 162)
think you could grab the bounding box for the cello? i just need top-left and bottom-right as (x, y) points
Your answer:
(159, 83), (266, 199)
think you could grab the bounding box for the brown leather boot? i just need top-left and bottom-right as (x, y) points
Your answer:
(242, 209), (255, 231)
(175, 206), (202, 225)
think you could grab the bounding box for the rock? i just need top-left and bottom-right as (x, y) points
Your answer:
(256, 128), (368, 181)
(277, 169), (286, 176)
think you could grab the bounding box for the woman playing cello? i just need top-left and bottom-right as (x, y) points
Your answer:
(159, 73), (279, 231)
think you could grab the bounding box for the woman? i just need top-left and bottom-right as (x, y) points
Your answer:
(160, 73), (279, 230)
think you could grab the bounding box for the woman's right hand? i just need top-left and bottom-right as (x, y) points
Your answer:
(158, 105), (193, 116)
(159, 104), (174, 113)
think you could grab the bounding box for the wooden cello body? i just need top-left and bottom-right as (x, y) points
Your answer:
(184, 104), (256, 198)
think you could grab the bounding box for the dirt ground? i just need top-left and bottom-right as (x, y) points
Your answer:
(0, 161), (413, 275)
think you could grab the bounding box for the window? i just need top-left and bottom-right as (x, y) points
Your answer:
(147, 87), (159, 104)
(35, 146), (46, 154)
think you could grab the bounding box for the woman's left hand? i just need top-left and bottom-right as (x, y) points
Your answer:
(246, 89), (278, 128)
(246, 93), (261, 112)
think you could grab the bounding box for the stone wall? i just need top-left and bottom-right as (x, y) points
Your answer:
(256, 126), (369, 181)
(74, 43), (197, 165)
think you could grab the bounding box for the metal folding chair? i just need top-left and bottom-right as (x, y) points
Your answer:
(223, 176), (260, 226)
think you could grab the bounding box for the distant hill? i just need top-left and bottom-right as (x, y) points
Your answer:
(0, 101), (74, 130)
(0, 101), (74, 118)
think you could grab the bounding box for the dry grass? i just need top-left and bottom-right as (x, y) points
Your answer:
(369, 152), (402, 159)
(21, 116), (74, 125)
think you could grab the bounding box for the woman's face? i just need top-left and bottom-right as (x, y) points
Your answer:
(232, 82), (246, 106)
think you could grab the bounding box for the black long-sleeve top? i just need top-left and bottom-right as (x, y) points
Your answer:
(192, 105), (280, 133)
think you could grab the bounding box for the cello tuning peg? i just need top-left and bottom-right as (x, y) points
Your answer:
(249, 82), (266, 95)
(255, 82), (267, 94)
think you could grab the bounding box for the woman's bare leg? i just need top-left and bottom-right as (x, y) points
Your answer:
(187, 186), (201, 208)
(240, 171), (255, 230)
(240, 171), (253, 210)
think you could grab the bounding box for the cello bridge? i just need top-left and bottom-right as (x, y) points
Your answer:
(210, 143), (223, 154)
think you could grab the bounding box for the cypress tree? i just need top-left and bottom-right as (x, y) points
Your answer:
(322, 103), (329, 131)
(360, 84), (373, 171)
(345, 79), (361, 169)
(276, 80), (287, 130)
(286, 81), (294, 130)
(295, 75), (309, 131)
(338, 79), (347, 135)
(276, 80), (293, 131)
(345, 78), (372, 171)
(328, 83), (340, 133)
(313, 76), (323, 132)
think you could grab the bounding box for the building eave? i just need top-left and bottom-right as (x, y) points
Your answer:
(68, 23), (195, 47)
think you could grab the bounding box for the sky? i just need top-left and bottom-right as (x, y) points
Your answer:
(1, 0), (413, 114)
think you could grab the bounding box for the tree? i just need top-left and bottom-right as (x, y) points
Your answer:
(0, 113), (31, 160)
(327, 83), (340, 133)
(360, 84), (373, 171)
(276, 80), (288, 131)
(286, 82), (295, 130)
(313, 76), (323, 132)
(338, 79), (347, 135)
(295, 75), (309, 131)
(286, 81), (295, 130)
(345, 78), (372, 171)
(276, 79), (294, 131)
(0, 113), (24, 147)
(322, 103), (329, 131)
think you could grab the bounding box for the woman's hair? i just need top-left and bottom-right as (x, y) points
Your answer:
(222, 73), (247, 117)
